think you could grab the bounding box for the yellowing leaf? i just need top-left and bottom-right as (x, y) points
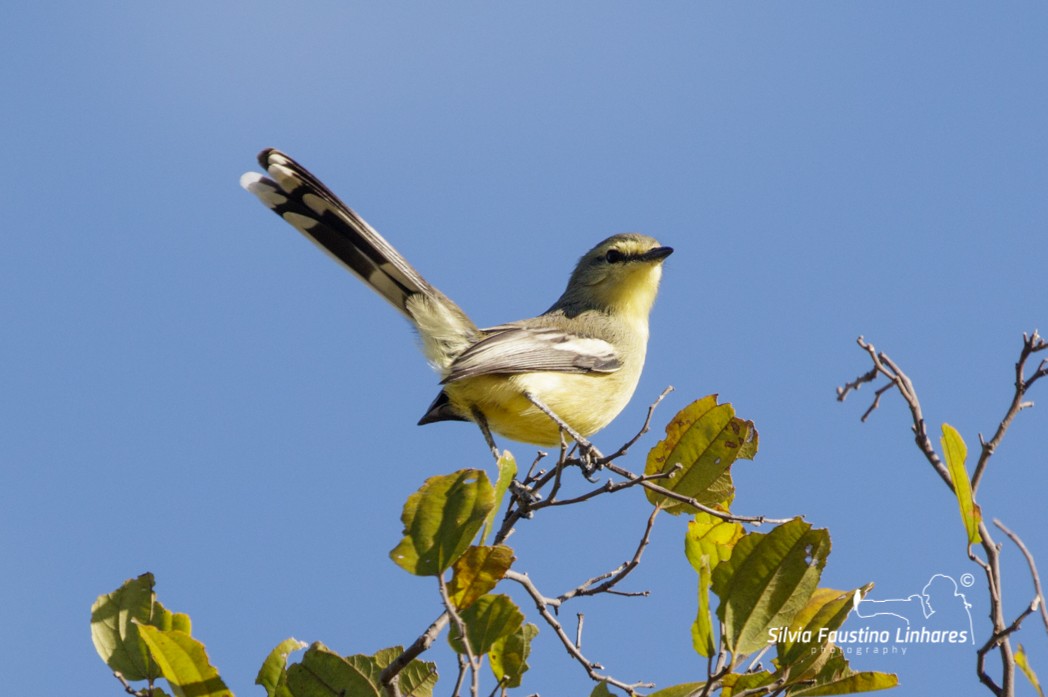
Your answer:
(691, 556), (716, 657)
(137, 626), (232, 697)
(489, 622), (537, 688)
(686, 513), (742, 657)
(685, 512), (744, 571)
(941, 424), (982, 545)
(644, 395), (758, 514)
(448, 545), (514, 610)
(776, 585), (872, 680)
(390, 469), (495, 576)
(256, 638), (307, 697)
(1017, 644), (1045, 697)
(646, 683), (705, 697)
(790, 648), (898, 695)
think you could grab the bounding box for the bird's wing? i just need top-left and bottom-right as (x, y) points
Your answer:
(442, 324), (622, 383)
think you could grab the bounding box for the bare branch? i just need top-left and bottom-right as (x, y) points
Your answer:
(835, 364), (879, 403)
(557, 506), (660, 605)
(602, 461), (791, 525)
(438, 575), (480, 697)
(839, 334), (1048, 696)
(973, 330), (1048, 493)
(494, 388), (680, 544)
(840, 337), (954, 488)
(597, 386), (675, 464)
(978, 593), (1041, 695)
(505, 569), (654, 696)
(112, 672), (156, 697)
(994, 519), (1048, 635)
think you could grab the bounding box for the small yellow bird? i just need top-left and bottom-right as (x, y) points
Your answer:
(241, 149), (671, 456)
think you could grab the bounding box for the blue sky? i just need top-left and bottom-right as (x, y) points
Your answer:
(3, 3), (1047, 696)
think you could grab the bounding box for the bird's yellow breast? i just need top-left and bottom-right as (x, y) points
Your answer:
(443, 359), (645, 447)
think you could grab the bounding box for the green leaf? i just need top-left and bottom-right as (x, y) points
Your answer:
(711, 518), (830, 655)
(941, 423), (982, 545)
(286, 643), (379, 697)
(644, 395), (758, 514)
(346, 646), (437, 697)
(646, 683), (704, 697)
(289, 645), (437, 697)
(482, 451), (517, 544)
(448, 545), (514, 610)
(448, 594), (523, 656)
(390, 469), (495, 576)
(256, 638), (307, 697)
(788, 648), (898, 695)
(1017, 644), (1045, 697)
(489, 622), (537, 688)
(90, 573), (187, 682)
(137, 626), (232, 697)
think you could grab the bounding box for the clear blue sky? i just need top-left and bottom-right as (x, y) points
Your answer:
(3, 3), (1047, 696)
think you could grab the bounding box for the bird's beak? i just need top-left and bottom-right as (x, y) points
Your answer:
(642, 246), (674, 262)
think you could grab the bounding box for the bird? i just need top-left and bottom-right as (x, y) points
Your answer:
(240, 149), (672, 459)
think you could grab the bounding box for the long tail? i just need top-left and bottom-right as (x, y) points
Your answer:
(241, 149), (476, 371)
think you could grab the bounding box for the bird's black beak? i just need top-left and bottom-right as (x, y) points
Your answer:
(642, 246), (674, 262)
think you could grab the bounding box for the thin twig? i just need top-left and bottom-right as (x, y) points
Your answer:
(596, 386), (675, 464)
(978, 595), (1041, 695)
(438, 575), (479, 697)
(379, 612), (450, 694)
(451, 653), (468, 697)
(994, 519), (1048, 635)
(973, 330), (1048, 493)
(494, 388), (683, 544)
(835, 365), (879, 402)
(602, 461), (790, 525)
(113, 672), (154, 697)
(557, 506), (660, 605)
(505, 569), (654, 695)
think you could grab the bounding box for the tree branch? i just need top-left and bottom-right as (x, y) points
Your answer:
(505, 569), (653, 696)
(994, 519), (1048, 635)
(837, 334), (1048, 697)
(556, 506), (660, 606)
(972, 330), (1048, 493)
(438, 575), (479, 697)
(379, 612), (449, 695)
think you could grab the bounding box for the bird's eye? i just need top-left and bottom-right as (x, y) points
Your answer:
(604, 248), (625, 263)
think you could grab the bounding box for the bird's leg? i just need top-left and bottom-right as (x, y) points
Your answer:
(523, 392), (604, 480)
(472, 407), (542, 511)
(470, 406), (501, 461)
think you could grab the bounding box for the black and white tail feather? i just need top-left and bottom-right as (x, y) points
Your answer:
(240, 149), (477, 374)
